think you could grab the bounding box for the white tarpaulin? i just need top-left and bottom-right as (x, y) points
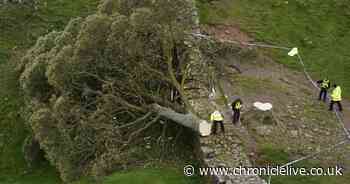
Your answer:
(199, 120), (212, 136)
(254, 102), (273, 111)
(288, 47), (298, 56)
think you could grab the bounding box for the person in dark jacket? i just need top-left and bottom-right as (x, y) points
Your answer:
(317, 78), (330, 102)
(231, 99), (242, 124)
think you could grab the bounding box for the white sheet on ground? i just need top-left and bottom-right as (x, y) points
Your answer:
(253, 102), (273, 111)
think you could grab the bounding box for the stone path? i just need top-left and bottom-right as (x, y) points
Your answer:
(195, 24), (350, 184)
(198, 97), (267, 184)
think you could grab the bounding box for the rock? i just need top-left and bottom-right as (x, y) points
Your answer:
(218, 162), (227, 167)
(255, 126), (273, 136)
(290, 130), (298, 137)
(202, 146), (215, 159)
(316, 146), (321, 152)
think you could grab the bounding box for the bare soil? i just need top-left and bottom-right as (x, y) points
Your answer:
(203, 24), (350, 170)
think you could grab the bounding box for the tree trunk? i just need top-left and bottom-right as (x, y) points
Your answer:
(151, 104), (211, 136)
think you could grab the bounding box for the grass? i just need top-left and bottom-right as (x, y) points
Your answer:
(271, 175), (350, 184)
(196, 0), (350, 98)
(0, 1), (99, 61)
(0, 61), (35, 176)
(75, 168), (203, 184)
(0, 1), (98, 183)
(232, 75), (288, 95)
(271, 158), (350, 184)
(256, 143), (290, 166)
(0, 162), (61, 184)
(255, 142), (350, 184)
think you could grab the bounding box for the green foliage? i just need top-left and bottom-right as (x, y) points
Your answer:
(22, 135), (43, 169)
(18, 0), (201, 182)
(54, 17), (84, 50)
(46, 45), (75, 92)
(20, 56), (52, 101)
(30, 108), (79, 181)
(0, 0), (99, 182)
(74, 14), (112, 63)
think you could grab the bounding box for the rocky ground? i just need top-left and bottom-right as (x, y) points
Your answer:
(196, 25), (350, 184)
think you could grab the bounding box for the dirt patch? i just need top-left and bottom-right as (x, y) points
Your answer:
(202, 24), (253, 45)
(204, 23), (350, 131)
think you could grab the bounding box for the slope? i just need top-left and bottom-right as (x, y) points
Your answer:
(196, 0), (350, 98)
(197, 23), (350, 184)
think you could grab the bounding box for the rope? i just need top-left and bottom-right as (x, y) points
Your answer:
(191, 32), (350, 138)
(190, 33), (292, 50)
(296, 53), (350, 138)
(190, 32), (350, 184)
(280, 140), (348, 168)
(296, 53), (319, 89)
(267, 140), (347, 184)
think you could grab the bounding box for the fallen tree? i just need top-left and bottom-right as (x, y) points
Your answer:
(19, 0), (210, 181)
(151, 104), (211, 136)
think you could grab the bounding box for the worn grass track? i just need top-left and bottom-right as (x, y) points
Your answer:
(196, 0), (350, 98)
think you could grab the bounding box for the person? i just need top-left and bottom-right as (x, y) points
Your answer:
(317, 78), (330, 102)
(231, 99), (242, 124)
(210, 110), (225, 135)
(329, 84), (343, 112)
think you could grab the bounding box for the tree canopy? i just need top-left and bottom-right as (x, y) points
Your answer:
(18, 0), (208, 181)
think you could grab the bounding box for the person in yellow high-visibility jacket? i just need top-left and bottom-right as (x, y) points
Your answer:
(231, 99), (243, 124)
(210, 110), (225, 135)
(317, 78), (330, 102)
(329, 84), (343, 111)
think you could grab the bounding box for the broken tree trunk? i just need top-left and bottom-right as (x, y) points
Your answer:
(151, 104), (211, 136)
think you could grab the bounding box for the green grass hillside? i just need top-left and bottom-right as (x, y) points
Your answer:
(196, 0), (350, 97)
(0, 0), (99, 61)
(75, 168), (202, 184)
(0, 1), (98, 183)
